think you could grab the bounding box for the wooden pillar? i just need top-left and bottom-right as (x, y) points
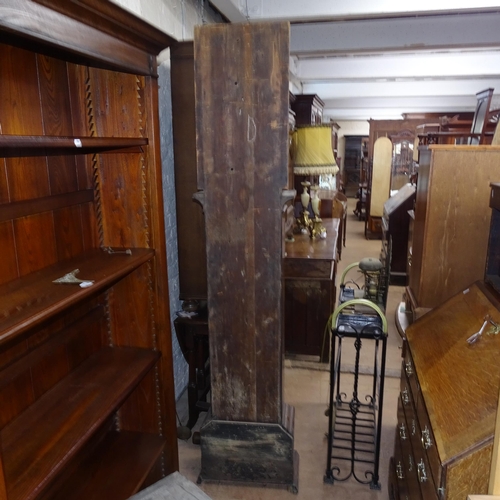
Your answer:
(194, 22), (298, 491)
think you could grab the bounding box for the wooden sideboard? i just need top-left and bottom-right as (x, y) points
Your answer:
(0, 2), (178, 498)
(284, 218), (340, 363)
(406, 145), (500, 320)
(391, 281), (500, 500)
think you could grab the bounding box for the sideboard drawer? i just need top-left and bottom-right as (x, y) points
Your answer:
(283, 258), (333, 279)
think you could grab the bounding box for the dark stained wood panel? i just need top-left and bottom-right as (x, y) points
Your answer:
(0, 190), (93, 223)
(13, 212), (58, 276)
(171, 41), (208, 300)
(0, 0), (166, 76)
(0, 222), (18, 284)
(195, 22), (289, 423)
(37, 54), (73, 137)
(40, 431), (166, 500)
(0, 45), (43, 136)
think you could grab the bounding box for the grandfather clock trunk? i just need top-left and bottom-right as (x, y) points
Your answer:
(194, 22), (298, 490)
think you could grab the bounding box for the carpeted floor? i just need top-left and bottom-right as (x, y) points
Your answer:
(176, 198), (404, 500)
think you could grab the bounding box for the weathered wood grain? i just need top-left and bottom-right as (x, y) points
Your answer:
(195, 21), (289, 424)
(409, 146), (500, 310)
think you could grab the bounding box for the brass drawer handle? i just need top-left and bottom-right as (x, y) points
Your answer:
(411, 419), (416, 436)
(421, 426), (433, 449)
(408, 454), (414, 472)
(399, 423), (407, 440)
(417, 459), (427, 483)
(396, 461), (404, 480)
(401, 387), (410, 405)
(405, 361), (413, 377)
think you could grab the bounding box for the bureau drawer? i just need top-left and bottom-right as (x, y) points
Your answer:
(403, 348), (420, 407)
(412, 439), (439, 500)
(388, 457), (401, 500)
(400, 374), (413, 413)
(393, 428), (410, 500)
(397, 396), (422, 500)
(416, 390), (442, 495)
(400, 350), (441, 500)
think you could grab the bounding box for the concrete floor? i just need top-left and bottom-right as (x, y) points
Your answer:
(176, 199), (404, 499)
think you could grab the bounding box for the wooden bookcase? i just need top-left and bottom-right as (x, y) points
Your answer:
(0, 2), (178, 498)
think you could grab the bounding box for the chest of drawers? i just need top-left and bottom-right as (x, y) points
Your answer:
(390, 281), (500, 500)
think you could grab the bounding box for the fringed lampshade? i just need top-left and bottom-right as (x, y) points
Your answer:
(292, 124), (339, 176)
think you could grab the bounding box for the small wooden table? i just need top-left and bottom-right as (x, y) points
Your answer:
(173, 312), (210, 429)
(283, 218), (340, 363)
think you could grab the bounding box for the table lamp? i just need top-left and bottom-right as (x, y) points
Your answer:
(292, 124), (339, 237)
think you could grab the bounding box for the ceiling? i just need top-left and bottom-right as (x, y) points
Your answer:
(209, 0), (500, 122)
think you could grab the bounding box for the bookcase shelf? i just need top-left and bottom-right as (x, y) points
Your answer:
(0, 135), (148, 158)
(0, 248), (154, 346)
(1, 347), (160, 500)
(44, 431), (166, 500)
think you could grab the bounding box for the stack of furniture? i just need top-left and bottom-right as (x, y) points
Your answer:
(0, 2), (178, 498)
(419, 89), (499, 146)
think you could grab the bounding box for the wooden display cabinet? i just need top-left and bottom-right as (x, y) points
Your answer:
(291, 94), (324, 126)
(406, 145), (500, 320)
(0, 2), (178, 498)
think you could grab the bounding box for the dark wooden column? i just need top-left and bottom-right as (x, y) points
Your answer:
(194, 22), (298, 491)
